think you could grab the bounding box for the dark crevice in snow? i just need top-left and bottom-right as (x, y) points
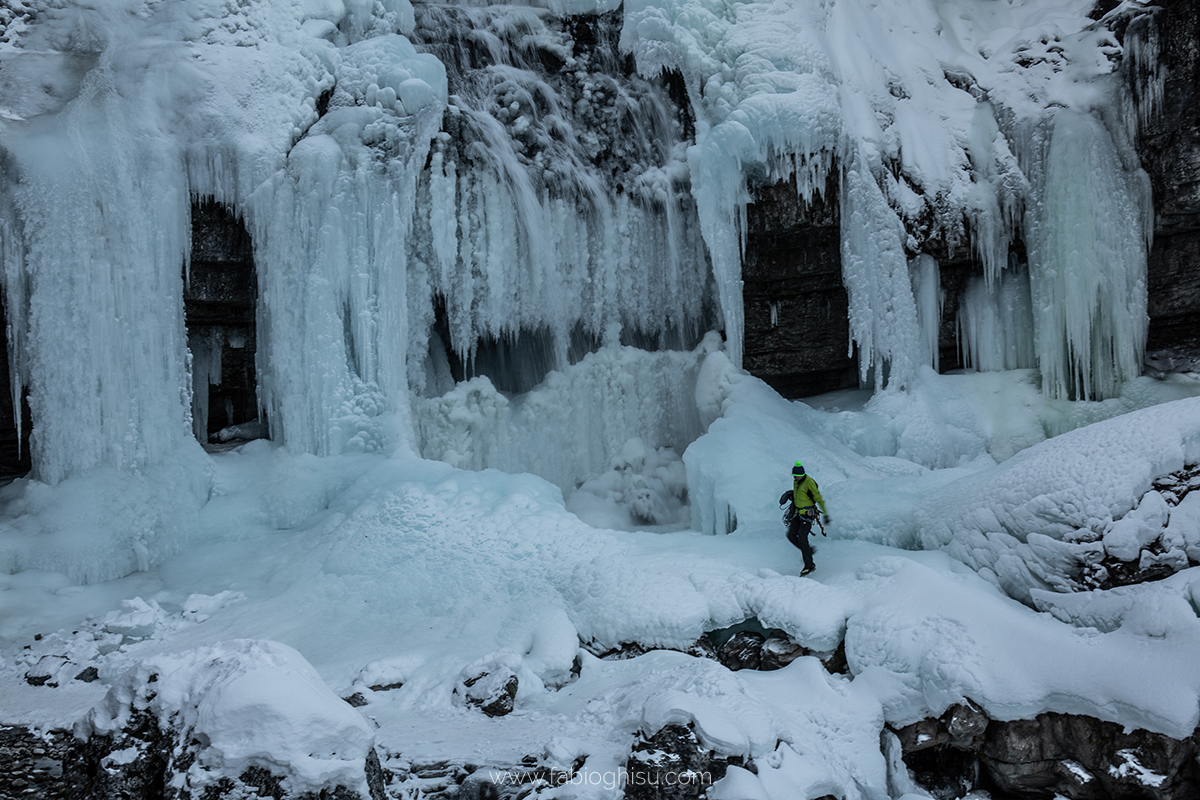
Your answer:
(708, 618), (848, 675)
(0, 293), (31, 479)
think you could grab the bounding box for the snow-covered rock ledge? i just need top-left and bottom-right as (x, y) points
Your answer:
(65, 640), (385, 800)
(916, 396), (1200, 604)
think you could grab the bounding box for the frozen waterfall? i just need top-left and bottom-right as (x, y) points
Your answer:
(0, 0), (1163, 488)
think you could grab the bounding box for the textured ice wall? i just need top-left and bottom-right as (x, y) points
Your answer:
(416, 339), (708, 494)
(0, 0), (713, 487)
(405, 5), (711, 395)
(0, 0), (1163, 492)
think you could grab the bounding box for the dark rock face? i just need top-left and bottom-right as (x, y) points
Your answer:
(982, 713), (1200, 800)
(893, 704), (1200, 800)
(742, 173), (858, 397)
(892, 702), (988, 799)
(741, 169), (978, 398)
(625, 725), (741, 800)
(1138, 2), (1200, 355)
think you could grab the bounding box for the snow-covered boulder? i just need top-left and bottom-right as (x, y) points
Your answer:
(916, 397), (1200, 602)
(66, 640), (384, 800)
(453, 655), (520, 718)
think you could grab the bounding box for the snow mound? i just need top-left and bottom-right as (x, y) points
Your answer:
(567, 437), (690, 530)
(74, 639), (381, 799)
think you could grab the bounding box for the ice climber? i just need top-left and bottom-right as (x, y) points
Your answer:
(779, 461), (829, 576)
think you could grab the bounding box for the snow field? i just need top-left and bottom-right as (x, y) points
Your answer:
(5, 357), (1200, 798)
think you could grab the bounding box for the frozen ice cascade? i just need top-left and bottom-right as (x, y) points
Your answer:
(0, 0), (1160, 489)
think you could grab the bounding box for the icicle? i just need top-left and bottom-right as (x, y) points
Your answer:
(958, 264), (1036, 374)
(840, 154), (924, 390)
(909, 254), (941, 372)
(1024, 109), (1148, 400)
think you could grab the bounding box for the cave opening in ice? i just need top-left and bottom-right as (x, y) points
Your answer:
(185, 199), (267, 447)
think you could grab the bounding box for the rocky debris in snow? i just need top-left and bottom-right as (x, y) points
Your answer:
(718, 630), (765, 671)
(64, 640), (386, 800)
(0, 726), (71, 800)
(759, 635), (805, 671)
(378, 758), (471, 798)
(455, 664), (519, 718)
(893, 704), (1200, 800)
(1149, 464), (1200, 505)
(23, 654), (69, 687)
(343, 692), (369, 708)
(586, 637), (717, 662)
(0, 0), (34, 48)
(625, 724), (743, 800)
(457, 756), (588, 800)
(376, 753), (587, 799)
(74, 666), (100, 683)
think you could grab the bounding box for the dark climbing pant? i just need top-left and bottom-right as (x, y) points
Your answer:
(786, 515), (815, 571)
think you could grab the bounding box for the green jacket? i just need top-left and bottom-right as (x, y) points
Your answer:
(792, 475), (827, 515)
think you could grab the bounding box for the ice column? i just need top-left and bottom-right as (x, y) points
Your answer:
(840, 154), (924, 390)
(1024, 109), (1148, 400)
(1, 102), (194, 484)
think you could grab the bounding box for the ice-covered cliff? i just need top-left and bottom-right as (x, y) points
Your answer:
(0, 0), (1161, 489)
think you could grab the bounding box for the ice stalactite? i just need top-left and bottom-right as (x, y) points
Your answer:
(1023, 109), (1149, 401)
(840, 154), (924, 390)
(1, 88), (194, 485)
(958, 263), (1037, 375)
(0, 0), (1166, 492)
(250, 33), (448, 456)
(405, 5), (711, 398)
(398, 6), (716, 480)
(909, 254), (941, 372)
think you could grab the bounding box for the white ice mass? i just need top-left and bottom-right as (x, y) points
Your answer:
(1, 0), (1197, 798)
